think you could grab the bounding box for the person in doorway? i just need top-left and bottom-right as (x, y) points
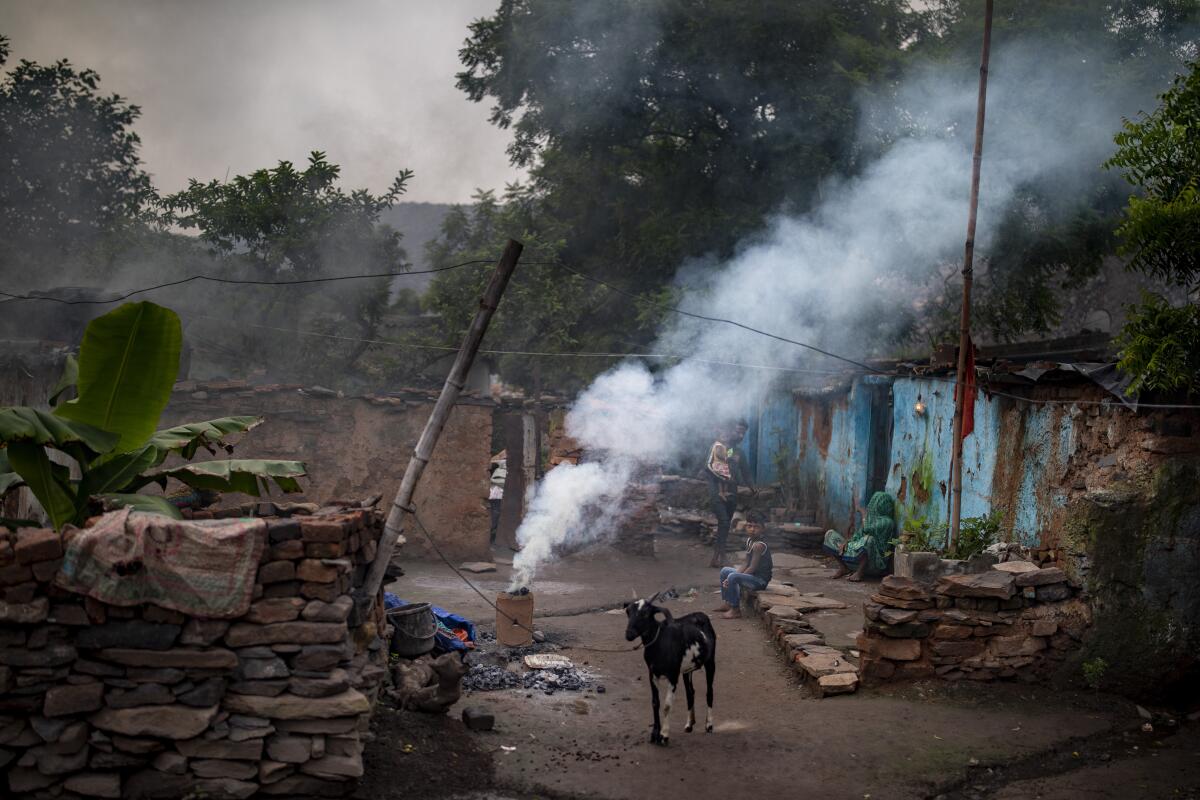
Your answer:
(488, 460), (506, 544)
(706, 420), (753, 568)
(712, 511), (772, 619)
(823, 491), (896, 581)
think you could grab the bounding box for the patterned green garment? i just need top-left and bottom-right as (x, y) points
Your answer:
(822, 491), (896, 574)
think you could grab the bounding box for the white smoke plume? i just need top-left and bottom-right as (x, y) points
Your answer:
(509, 37), (1179, 588)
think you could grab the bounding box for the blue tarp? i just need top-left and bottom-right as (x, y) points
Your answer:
(385, 592), (476, 653)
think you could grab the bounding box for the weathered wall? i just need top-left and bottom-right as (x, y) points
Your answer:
(766, 372), (1200, 697)
(162, 383), (494, 562)
(791, 381), (879, 530)
(0, 505), (389, 797)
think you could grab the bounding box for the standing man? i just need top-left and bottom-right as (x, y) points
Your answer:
(706, 419), (753, 567)
(488, 458), (506, 545)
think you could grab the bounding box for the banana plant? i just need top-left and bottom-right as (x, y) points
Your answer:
(0, 301), (307, 530)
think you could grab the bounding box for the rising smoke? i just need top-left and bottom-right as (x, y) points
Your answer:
(508, 34), (1182, 589)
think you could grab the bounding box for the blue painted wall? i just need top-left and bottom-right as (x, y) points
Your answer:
(762, 375), (1081, 545)
(787, 381), (879, 529)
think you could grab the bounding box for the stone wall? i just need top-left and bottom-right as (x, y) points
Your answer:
(161, 382), (495, 562)
(0, 504), (389, 798)
(858, 568), (1090, 684)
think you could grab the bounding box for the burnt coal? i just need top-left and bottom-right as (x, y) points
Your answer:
(462, 664), (590, 694)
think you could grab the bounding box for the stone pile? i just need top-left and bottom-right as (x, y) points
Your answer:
(858, 567), (1090, 684)
(745, 582), (859, 697)
(0, 503), (390, 799)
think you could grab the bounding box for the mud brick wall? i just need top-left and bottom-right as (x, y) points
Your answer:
(0, 505), (390, 799)
(858, 569), (1089, 684)
(162, 382), (495, 561)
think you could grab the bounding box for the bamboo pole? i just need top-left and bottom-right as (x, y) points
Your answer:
(361, 239), (524, 607)
(948, 0), (994, 551)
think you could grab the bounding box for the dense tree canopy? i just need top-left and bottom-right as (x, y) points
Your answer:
(0, 35), (155, 283)
(432, 0), (1200, 387)
(162, 152), (414, 376)
(1108, 59), (1200, 394)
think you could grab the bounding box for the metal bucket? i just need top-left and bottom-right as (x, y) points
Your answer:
(389, 602), (436, 657)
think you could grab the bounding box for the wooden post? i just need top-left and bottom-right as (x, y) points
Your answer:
(949, 0), (994, 550)
(361, 239), (523, 606)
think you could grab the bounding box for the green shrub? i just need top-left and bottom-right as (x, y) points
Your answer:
(946, 511), (1003, 560)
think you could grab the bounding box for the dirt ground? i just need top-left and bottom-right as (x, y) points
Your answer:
(369, 535), (1200, 800)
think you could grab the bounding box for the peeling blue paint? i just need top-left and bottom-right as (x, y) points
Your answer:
(761, 374), (1086, 546)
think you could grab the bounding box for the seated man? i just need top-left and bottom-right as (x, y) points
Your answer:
(712, 511), (772, 619)
(823, 491), (896, 582)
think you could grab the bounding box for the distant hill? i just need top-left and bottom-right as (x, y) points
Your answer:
(379, 202), (457, 294)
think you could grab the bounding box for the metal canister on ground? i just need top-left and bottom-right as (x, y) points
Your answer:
(495, 591), (534, 647)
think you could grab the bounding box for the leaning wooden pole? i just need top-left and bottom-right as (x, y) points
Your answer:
(948, 0), (994, 551)
(361, 239), (524, 607)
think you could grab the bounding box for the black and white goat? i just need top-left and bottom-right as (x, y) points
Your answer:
(624, 592), (716, 746)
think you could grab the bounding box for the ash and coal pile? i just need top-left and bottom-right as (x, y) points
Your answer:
(462, 664), (592, 693)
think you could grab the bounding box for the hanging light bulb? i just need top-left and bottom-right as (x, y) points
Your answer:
(914, 394), (926, 417)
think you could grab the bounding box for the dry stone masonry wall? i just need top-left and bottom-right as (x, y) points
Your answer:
(0, 503), (389, 799)
(858, 566), (1091, 684)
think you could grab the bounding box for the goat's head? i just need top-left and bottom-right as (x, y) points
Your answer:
(624, 591), (669, 642)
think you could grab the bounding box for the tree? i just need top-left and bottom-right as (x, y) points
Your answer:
(0, 302), (306, 530)
(442, 0), (916, 388)
(0, 35), (155, 282)
(909, 0), (1200, 343)
(1108, 59), (1200, 394)
(163, 152), (414, 377)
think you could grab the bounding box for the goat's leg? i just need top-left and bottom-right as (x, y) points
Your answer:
(656, 676), (675, 746)
(648, 669), (662, 744)
(704, 661), (715, 733)
(683, 673), (697, 732)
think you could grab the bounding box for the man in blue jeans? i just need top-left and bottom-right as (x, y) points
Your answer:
(713, 511), (773, 619)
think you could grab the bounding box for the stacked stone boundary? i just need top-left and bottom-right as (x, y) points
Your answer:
(858, 566), (1091, 684)
(0, 502), (389, 799)
(744, 584), (860, 697)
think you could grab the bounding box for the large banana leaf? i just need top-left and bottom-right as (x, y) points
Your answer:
(147, 459), (307, 497)
(147, 416), (263, 462)
(98, 493), (183, 520)
(55, 302), (182, 451)
(0, 407), (120, 465)
(6, 442), (76, 530)
(76, 447), (162, 500)
(0, 449), (23, 495)
(48, 354), (79, 407)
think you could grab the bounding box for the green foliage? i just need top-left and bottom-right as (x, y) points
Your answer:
(0, 34), (155, 278)
(907, 1), (1199, 344)
(1082, 656), (1108, 690)
(898, 509), (947, 553)
(948, 510), (1002, 560)
(446, 0), (915, 388)
(1115, 293), (1200, 395)
(421, 186), (604, 392)
(162, 151), (413, 377)
(54, 301), (182, 451)
(0, 302), (306, 529)
(1106, 59), (1200, 287)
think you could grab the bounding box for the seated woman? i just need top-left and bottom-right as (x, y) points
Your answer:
(823, 491), (895, 582)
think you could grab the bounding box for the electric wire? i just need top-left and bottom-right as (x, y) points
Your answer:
(0, 259), (496, 305)
(6, 253), (1200, 409)
(189, 314), (848, 376)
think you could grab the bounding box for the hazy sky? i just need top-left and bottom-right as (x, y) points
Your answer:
(1, 0), (523, 203)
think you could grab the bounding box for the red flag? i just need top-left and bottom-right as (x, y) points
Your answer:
(961, 336), (977, 440)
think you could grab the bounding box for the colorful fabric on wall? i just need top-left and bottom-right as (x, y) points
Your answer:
(57, 507), (266, 618)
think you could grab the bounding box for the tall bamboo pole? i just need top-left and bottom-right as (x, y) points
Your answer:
(361, 239), (524, 607)
(948, 0), (994, 550)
